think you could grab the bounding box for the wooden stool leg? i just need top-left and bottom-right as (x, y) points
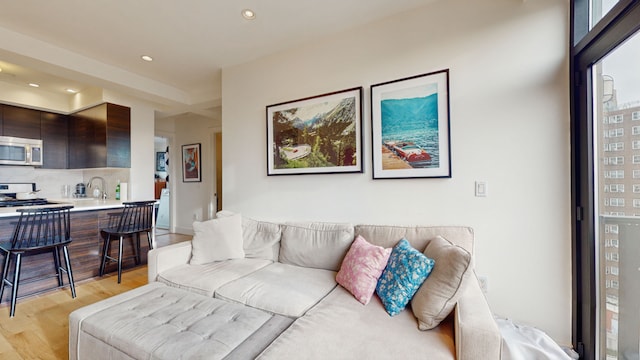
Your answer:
(10, 253), (22, 317)
(53, 247), (63, 286)
(62, 245), (76, 298)
(0, 252), (11, 304)
(117, 236), (124, 284)
(134, 233), (141, 265)
(99, 235), (111, 276)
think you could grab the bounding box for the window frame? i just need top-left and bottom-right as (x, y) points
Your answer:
(571, 1), (640, 358)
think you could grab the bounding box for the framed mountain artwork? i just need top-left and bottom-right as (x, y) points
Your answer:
(266, 87), (363, 176)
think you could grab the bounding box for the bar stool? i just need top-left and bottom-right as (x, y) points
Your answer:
(0, 205), (76, 317)
(99, 201), (155, 283)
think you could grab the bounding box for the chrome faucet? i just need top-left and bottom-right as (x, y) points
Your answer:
(87, 176), (108, 199)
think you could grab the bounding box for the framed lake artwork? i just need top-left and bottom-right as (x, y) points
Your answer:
(370, 69), (451, 179)
(181, 143), (201, 182)
(266, 87), (363, 175)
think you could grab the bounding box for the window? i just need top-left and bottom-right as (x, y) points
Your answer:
(605, 224), (619, 234)
(606, 142), (625, 151)
(605, 279), (619, 289)
(606, 128), (624, 137)
(634, 155), (640, 164)
(634, 126), (640, 135)
(609, 114), (624, 123)
(607, 212), (625, 216)
(605, 238), (619, 247)
(605, 252), (619, 262)
(634, 170), (640, 179)
(590, 0), (619, 30)
(572, 2), (640, 356)
(605, 170), (624, 178)
(606, 198), (625, 206)
(605, 184), (624, 192)
(606, 156), (624, 165)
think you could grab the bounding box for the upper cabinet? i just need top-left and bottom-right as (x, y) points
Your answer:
(41, 112), (69, 169)
(69, 103), (131, 169)
(1, 105), (42, 139)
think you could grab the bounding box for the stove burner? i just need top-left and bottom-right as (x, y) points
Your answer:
(0, 198), (49, 208)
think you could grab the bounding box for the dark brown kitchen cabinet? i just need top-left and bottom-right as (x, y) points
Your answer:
(41, 112), (69, 169)
(1, 104), (41, 139)
(68, 103), (131, 168)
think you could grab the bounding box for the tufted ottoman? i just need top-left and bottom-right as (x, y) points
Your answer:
(69, 282), (293, 360)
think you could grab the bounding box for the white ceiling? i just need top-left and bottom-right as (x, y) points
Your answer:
(0, 0), (438, 117)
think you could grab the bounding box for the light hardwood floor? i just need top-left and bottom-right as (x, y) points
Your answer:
(0, 232), (191, 360)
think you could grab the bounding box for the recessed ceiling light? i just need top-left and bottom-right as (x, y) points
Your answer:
(28, 83), (39, 88)
(241, 9), (256, 20)
(141, 55), (153, 62)
(66, 88), (78, 94)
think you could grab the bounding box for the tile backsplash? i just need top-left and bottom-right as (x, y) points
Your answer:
(0, 166), (130, 200)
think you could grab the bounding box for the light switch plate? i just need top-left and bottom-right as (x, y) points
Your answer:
(475, 181), (487, 197)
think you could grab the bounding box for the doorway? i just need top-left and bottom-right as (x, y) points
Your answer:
(154, 135), (171, 231)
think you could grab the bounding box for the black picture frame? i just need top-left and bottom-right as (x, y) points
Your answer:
(370, 69), (451, 179)
(266, 87), (363, 176)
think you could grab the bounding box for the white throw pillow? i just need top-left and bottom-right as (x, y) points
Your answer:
(190, 213), (245, 265)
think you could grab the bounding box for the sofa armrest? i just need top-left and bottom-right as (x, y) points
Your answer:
(148, 241), (193, 282)
(454, 275), (502, 360)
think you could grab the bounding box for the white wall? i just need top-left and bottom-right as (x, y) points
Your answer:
(173, 114), (217, 234)
(222, 0), (571, 343)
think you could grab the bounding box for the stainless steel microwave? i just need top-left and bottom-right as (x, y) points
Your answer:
(0, 136), (43, 166)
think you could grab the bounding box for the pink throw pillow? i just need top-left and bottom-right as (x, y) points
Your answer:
(336, 235), (392, 305)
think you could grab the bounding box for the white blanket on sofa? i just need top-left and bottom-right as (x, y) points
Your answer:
(497, 318), (578, 360)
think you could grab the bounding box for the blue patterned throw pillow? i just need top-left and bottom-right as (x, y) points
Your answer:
(376, 238), (435, 316)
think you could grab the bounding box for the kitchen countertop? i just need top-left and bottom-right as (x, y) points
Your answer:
(0, 198), (124, 217)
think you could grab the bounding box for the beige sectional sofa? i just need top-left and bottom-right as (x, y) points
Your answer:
(70, 213), (502, 359)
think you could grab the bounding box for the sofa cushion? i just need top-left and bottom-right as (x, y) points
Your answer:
(336, 235), (391, 305)
(241, 217), (281, 261)
(256, 286), (455, 360)
(191, 214), (245, 264)
(376, 239), (435, 316)
(279, 222), (354, 271)
(355, 224), (474, 254)
(217, 210), (282, 261)
(215, 262), (337, 318)
(157, 258), (272, 296)
(412, 236), (473, 330)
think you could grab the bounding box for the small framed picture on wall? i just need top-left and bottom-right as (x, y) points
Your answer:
(181, 143), (201, 182)
(156, 152), (166, 171)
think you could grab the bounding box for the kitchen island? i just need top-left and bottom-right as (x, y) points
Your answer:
(0, 199), (152, 305)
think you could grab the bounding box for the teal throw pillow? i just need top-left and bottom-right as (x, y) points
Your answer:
(375, 238), (435, 316)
